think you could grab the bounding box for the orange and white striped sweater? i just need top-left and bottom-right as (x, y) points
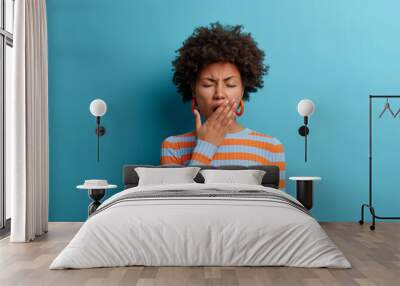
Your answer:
(160, 127), (286, 190)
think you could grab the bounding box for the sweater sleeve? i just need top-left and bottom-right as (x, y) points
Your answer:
(187, 139), (218, 166)
(273, 138), (286, 191)
(160, 136), (182, 165)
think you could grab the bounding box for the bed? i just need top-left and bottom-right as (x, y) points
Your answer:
(49, 165), (351, 269)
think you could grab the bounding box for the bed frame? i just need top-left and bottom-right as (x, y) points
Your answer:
(123, 165), (280, 189)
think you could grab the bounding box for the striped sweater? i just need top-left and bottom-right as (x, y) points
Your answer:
(160, 127), (286, 190)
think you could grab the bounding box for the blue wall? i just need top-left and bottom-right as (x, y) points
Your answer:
(47, 0), (400, 222)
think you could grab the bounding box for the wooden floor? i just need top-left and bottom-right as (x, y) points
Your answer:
(0, 222), (399, 286)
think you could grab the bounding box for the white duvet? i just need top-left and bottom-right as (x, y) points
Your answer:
(50, 183), (351, 269)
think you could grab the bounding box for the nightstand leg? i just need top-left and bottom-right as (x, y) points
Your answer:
(296, 181), (313, 210)
(88, 189), (105, 216)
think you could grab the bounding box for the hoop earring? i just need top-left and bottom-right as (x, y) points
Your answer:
(235, 100), (244, 116)
(191, 98), (197, 114)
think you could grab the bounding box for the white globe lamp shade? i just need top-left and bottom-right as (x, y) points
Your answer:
(90, 99), (107, 117)
(297, 99), (315, 117)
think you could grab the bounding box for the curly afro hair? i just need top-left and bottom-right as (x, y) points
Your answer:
(172, 22), (268, 103)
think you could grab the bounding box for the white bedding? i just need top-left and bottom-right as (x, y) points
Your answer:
(50, 183), (351, 269)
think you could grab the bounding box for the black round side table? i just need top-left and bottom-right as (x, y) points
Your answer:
(289, 177), (321, 210)
(88, 189), (106, 215)
(77, 180), (117, 216)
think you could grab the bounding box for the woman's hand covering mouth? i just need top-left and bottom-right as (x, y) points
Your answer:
(193, 98), (238, 146)
(212, 100), (229, 113)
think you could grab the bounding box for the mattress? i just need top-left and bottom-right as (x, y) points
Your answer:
(50, 183), (351, 269)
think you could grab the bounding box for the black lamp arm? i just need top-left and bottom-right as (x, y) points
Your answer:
(298, 116), (309, 162)
(95, 117), (106, 136)
(298, 116), (309, 136)
(95, 116), (106, 162)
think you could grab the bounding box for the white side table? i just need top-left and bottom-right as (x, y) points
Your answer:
(77, 180), (117, 216)
(289, 177), (321, 210)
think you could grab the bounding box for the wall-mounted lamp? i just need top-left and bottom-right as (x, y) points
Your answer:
(89, 99), (107, 162)
(297, 99), (315, 162)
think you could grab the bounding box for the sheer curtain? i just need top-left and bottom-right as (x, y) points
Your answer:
(8, 0), (49, 242)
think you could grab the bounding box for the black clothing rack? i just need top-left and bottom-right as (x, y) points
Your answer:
(359, 95), (400, 230)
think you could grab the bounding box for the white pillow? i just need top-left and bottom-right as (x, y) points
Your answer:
(200, 169), (266, 185)
(135, 167), (201, 186)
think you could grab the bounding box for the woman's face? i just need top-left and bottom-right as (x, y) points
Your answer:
(193, 62), (244, 118)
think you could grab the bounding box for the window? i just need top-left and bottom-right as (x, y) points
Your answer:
(0, 0), (14, 233)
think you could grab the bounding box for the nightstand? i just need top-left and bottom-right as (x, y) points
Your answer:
(77, 180), (117, 216)
(289, 177), (321, 210)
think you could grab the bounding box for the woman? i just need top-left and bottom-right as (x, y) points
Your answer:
(160, 23), (285, 190)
